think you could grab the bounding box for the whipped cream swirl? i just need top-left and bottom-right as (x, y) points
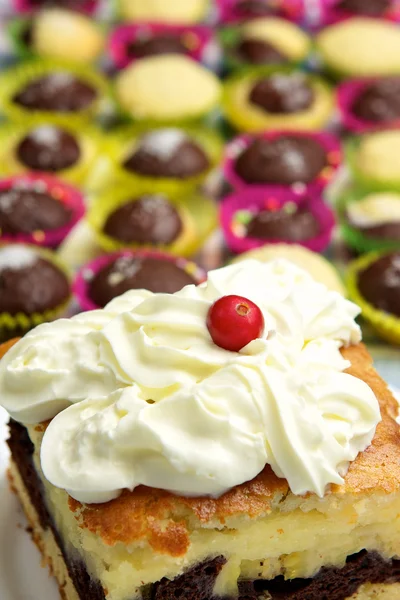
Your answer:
(0, 260), (380, 502)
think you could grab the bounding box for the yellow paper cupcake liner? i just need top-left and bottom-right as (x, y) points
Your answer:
(222, 68), (334, 133)
(0, 120), (106, 188)
(90, 124), (223, 195)
(0, 58), (110, 126)
(347, 251), (400, 345)
(0, 244), (72, 341)
(87, 185), (218, 257)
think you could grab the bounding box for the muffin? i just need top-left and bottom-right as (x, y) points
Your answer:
(0, 59), (108, 125)
(88, 189), (217, 257)
(0, 122), (103, 187)
(103, 125), (222, 196)
(224, 130), (341, 190)
(223, 69), (333, 132)
(221, 17), (310, 71)
(348, 250), (400, 344)
(74, 250), (205, 310)
(338, 76), (400, 133)
(109, 23), (214, 71)
(321, 0), (400, 26)
(347, 130), (400, 191)
(339, 188), (400, 253)
(0, 173), (84, 248)
(13, 0), (99, 13)
(216, 0), (305, 23)
(232, 243), (346, 294)
(117, 0), (209, 24)
(115, 55), (221, 124)
(9, 9), (104, 64)
(0, 243), (71, 341)
(316, 17), (400, 78)
(221, 186), (335, 253)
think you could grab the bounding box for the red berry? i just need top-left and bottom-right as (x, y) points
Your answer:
(206, 295), (265, 352)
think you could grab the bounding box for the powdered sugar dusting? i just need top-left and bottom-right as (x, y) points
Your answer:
(106, 256), (142, 287)
(0, 245), (38, 272)
(30, 125), (63, 146)
(0, 190), (21, 214)
(139, 128), (187, 160)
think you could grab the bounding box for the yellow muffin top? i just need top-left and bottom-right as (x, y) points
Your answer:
(233, 244), (346, 295)
(33, 9), (104, 64)
(240, 17), (311, 61)
(356, 130), (400, 182)
(116, 55), (221, 122)
(118, 0), (209, 24)
(317, 17), (400, 77)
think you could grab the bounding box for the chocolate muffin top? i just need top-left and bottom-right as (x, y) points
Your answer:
(337, 0), (390, 16)
(30, 0), (92, 8)
(16, 125), (81, 172)
(0, 186), (72, 235)
(127, 33), (187, 59)
(13, 72), (97, 113)
(0, 245), (70, 315)
(246, 203), (320, 242)
(235, 0), (278, 17)
(236, 38), (287, 65)
(123, 129), (210, 180)
(88, 255), (196, 307)
(352, 77), (400, 123)
(235, 135), (327, 185)
(249, 74), (314, 114)
(103, 195), (183, 245)
(358, 253), (400, 317)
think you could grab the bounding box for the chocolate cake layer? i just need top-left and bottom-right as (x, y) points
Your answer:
(7, 421), (400, 600)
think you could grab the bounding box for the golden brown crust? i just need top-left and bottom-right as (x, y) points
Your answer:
(0, 338), (20, 360)
(65, 344), (400, 554)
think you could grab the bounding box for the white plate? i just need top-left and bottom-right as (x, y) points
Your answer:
(0, 407), (58, 600)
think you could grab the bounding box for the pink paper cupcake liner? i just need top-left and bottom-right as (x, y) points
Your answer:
(216, 0), (305, 23)
(223, 130), (342, 192)
(13, 0), (99, 14)
(220, 186), (335, 254)
(108, 23), (215, 70)
(0, 173), (85, 248)
(74, 250), (207, 312)
(318, 0), (400, 26)
(337, 78), (400, 133)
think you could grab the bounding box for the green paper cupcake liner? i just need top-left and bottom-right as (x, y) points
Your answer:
(337, 187), (400, 254)
(0, 58), (109, 126)
(7, 16), (35, 60)
(222, 68), (334, 133)
(87, 185), (218, 257)
(346, 136), (400, 193)
(347, 251), (400, 346)
(92, 124), (223, 196)
(0, 120), (106, 188)
(0, 244), (72, 342)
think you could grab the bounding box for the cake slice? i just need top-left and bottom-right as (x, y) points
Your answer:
(1, 260), (399, 600)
